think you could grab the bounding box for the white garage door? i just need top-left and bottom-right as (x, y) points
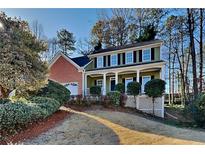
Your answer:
(64, 82), (78, 95)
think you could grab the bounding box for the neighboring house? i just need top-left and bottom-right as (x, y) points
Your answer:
(49, 52), (90, 95)
(84, 39), (166, 117)
(49, 40), (166, 117)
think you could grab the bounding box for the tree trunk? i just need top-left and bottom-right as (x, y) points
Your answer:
(134, 95), (137, 109)
(187, 8), (198, 99)
(168, 35), (172, 105)
(171, 54), (176, 104)
(199, 8), (203, 93)
(152, 97), (155, 115)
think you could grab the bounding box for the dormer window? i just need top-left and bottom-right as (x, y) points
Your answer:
(111, 54), (117, 66)
(97, 56), (103, 68)
(126, 51), (133, 64)
(143, 48), (151, 62)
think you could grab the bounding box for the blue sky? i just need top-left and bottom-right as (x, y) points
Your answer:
(0, 8), (110, 41)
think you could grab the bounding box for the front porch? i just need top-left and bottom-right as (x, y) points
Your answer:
(84, 66), (165, 96)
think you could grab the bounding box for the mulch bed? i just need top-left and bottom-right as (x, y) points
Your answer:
(0, 110), (70, 145)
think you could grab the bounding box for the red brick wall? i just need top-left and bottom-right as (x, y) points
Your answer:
(49, 56), (83, 95)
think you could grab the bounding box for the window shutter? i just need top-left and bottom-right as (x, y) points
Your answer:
(122, 53), (125, 64)
(103, 56), (106, 67)
(139, 50), (142, 62)
(108, 55), (110, 66)
(133, 51), (137, 63)
(94, 80), (97, 86)
(94, 57), (97, 68)
(151, 48), (155, 60)
(118, 53), (121, 65)
(151, 75), (154, 80)
(133, 77), (136, 81)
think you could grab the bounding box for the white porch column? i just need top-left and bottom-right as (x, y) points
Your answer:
(160, 65), (165, 80)
(103, 73), (106, 95)
(136, 70), (140, 82)
(136, 70), (140, 109)
(115, 72), (118, 85)
(84, 74), (88, 96)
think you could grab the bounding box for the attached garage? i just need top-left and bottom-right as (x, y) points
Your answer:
(48, 52), (90, 96)
(64, 82), (78, 96)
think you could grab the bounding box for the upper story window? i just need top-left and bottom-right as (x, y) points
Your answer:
(126, 51), (133, 64)
(143, 48), (151, 62)
(97, 56), (103, 68)
(111, 54), (117, 66)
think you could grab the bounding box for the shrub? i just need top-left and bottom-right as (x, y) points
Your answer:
(35, 80), (70, 105)
(144, 79), (166, 115)
(0, 97), (61, 134)
(107, 91), (121, 105)
(127, 81), (141, 108)
(0, 98), (11, 105)
(90, 86), (101, 96)
(120, 93), (128, 107)
(30, 97), (61, 116)
(102, 96), (112, 108)
(0, 102), (41, 132)
(185, 94), (205, 127)
(115, 83), (125, 93)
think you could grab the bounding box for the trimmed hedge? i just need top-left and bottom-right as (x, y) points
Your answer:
(35, 80), (70, 104)
(107, 91), (121, 105)
(0, 97), (61, 133)
(90, 86), (101, 96)
(115, 83), (125, 93)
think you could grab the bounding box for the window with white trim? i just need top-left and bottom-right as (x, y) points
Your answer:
(142, 76), (151, 93)
(97, 79), (103, 87)
(111, 54), (117, 66)
(143, 48), (151, 62)
(126, 51), (133, 64)
(97, 56), (103, 68)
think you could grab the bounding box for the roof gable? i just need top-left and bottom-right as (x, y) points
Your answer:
(49, 52), (87, 70)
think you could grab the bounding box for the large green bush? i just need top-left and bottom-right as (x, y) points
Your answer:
(107, 91), (121, 105)
(144, 79), (166, 115)
(185, 94), (205, 127)
(115, 83), (125, 93)
(0, 97), (61, 133)
(35, 80), (70, 104)
(90, 86), (101, 96)
(31, 97), (61, 116)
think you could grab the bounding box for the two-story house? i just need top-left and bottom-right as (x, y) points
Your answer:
(84, 39), (166, 117)
(49, 39), (166, 117)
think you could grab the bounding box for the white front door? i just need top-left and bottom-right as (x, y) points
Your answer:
(65, 82), (78, 95)
(125, 78), (133, 93)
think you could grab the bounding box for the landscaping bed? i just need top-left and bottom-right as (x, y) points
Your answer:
(0, 109), (70, 145)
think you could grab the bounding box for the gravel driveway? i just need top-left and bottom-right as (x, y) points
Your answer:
(23, 106), (205, 145)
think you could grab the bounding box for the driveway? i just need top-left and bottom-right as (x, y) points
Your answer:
(23, 106), (205, 145)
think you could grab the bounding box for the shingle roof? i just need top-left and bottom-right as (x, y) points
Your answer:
(71, 56), (90, 67)
(91, 39), (163, 55)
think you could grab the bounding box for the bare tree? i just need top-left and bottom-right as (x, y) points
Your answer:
(32, 20), (44, 40)
(77, 38), (93, 56)
(187, 8), (198, 98)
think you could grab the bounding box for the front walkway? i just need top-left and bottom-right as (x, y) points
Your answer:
(23, 107), (205, 144)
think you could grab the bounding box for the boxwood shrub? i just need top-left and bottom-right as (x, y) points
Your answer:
(107, 91), (121, 105)
(90, 86), (101, 96)
(35, 80), (70, 104)
(0, 97), (61, 134)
